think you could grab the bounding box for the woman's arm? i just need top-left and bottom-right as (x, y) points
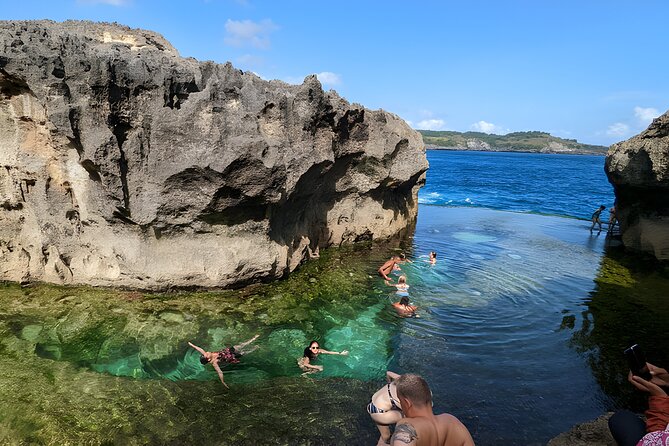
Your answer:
(301, 357), (323, 371)
(212, 361), (229, 388)
(188, 342), (207, 356)
(318, 348), (349, 356)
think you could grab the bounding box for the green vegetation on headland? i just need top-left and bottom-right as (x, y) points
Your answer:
(419, 130), (609, 155)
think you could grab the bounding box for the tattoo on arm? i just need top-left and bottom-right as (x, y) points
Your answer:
(391, 423), (418, 445)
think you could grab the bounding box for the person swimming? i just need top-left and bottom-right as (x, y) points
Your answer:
(297, 340), (349, 375)
(392, 296), (418, 317)
(386, 275), (409, 296)
(187, 334), (260, 388)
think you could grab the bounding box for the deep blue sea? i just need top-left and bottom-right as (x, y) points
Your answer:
(419, 150), (614, 219)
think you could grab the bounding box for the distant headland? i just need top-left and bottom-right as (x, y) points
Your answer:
(419, 130), (609, 155)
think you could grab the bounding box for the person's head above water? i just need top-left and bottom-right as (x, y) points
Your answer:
(304, 340), (320, 360)
(396, 373), (432, 408)
(398, 275), (407, 284)
(430, 251), (437, 258)
(399, 296), (410, 306)
(599, 205), (606, 210)
(200, 354), (210, 365)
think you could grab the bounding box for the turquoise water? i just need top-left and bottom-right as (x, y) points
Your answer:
(5, 150), (669, 445)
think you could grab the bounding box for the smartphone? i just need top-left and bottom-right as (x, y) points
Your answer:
(625, 344), (652, 381)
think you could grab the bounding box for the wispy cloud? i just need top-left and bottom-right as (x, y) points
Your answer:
(416, 119), (447, 131)
(316, 72), (341, 86)
(606, 122), (630, 137)
(224, 19), (279, 49)
(470, 120), (504, 134)
(77, 0), (129, 5)
(634, 106), (659, 126)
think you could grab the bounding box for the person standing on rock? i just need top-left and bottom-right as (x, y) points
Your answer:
(367, 371), (404, 446)
(590, 205), (606, 232)
(188, 334), (260, 388)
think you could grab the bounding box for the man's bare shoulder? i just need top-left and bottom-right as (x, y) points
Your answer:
(436, 413), (475, 445)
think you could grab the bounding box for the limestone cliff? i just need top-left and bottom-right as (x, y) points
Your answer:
(0, 20), (427, 289)
(605, 110), (669, 260)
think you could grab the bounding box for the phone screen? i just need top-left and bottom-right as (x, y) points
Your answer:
(625, 344), (652, 380)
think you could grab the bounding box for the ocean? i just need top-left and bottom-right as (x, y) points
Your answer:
(419, 149), (615, 219)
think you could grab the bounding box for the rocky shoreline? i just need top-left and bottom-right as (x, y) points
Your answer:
(0, 20), (427, 290)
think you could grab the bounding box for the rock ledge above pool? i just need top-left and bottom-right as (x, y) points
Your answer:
(0, 20), (427, 289)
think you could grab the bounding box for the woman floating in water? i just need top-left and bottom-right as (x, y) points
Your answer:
(188, 334), (260, 388)
(298, 340), (349, 375)
(392, 296), (418, 318)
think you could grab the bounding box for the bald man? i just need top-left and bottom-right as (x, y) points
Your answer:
(390, 374), (474, 446)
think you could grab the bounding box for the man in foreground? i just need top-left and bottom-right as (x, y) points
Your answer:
(390, 374), (475, 446)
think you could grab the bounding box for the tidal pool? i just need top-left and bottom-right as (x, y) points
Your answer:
(1, 206), (668, 445)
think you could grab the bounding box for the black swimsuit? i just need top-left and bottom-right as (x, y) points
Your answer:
(387, 383), (401, 410)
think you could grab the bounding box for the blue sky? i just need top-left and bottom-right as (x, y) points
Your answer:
(3, 0), (668, 146)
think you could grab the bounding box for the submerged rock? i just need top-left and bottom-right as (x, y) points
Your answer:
(0, 20), (427, 289)
(547, 413), (615, 446)
(606, 110), (669, 260)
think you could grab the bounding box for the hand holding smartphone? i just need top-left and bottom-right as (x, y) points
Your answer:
(625, 344), (652, 381)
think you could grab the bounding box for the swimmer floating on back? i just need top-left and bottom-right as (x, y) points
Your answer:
(188, 334), (260, 388)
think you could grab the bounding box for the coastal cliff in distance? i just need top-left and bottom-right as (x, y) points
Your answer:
(606, 110), (669, 260)
(420, 130), (609, 155)
(0, 20), (428, 289)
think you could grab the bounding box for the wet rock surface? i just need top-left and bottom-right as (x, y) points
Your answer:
(606, 110), (669, 260)
(0, 20), (427, 289)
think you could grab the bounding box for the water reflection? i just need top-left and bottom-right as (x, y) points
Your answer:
(569, 245), (669, 412)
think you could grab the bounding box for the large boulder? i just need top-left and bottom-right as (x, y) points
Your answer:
(606, 110), (669, 260)
(0, 20), (427, 289)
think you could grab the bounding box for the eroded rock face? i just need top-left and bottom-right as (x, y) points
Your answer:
(606, 110), (669, 260)
(0, 20), (427, 289)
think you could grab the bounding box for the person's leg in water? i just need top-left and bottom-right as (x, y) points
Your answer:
(234, 334), (260, 354)
(370, 410), (403, 445)
(608, 409), (646, 446)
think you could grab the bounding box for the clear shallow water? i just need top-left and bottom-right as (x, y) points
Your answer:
(388, 206), (612, 444)
(3, 151), (669, 445)
(419, 150), (615, 219)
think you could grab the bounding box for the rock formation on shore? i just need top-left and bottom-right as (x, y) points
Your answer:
(0, 20), (427, 289)
(606, 110), (669, 260)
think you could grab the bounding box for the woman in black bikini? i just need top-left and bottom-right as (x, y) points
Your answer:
(367, 371), (403, 445)
(188, 334), (259, 388)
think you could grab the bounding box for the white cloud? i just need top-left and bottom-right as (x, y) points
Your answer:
(224, 19), (278, 49)
(606, 122), (630, 137)
(316, 72), (341, 86)
(634, 106), (659, 126)
(470, 120), (503, 134)
(416, 119), (446, 131)
(77, 0), (128, 5)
